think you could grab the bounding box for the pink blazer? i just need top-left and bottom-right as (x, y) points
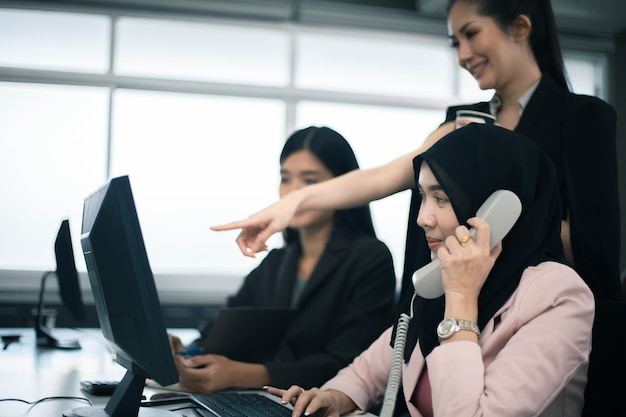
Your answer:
(322, 261), (594, 417)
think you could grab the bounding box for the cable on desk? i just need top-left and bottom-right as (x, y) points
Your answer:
(0, 396), (94, 410)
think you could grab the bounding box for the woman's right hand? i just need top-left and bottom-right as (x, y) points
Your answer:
(210, 192), (300, 257)
(264, 385), (350, 417)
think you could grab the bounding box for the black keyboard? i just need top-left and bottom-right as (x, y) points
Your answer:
(192, 392), (293, 417)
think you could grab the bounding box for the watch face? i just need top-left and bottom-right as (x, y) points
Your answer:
(437, 318), (456, 339)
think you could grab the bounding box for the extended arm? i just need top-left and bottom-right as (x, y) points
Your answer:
(212, 122), (455, 256)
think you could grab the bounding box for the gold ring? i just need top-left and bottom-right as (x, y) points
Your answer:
(459, 235), (471, 243)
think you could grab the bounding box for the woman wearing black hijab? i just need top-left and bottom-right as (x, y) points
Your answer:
(266, 124), (594, 417)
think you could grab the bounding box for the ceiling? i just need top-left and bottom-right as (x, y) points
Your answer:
(5, 0), (626, 38)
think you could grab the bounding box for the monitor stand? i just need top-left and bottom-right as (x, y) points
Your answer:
(34, 270), (81, 350)
(63, 371), (183, 417)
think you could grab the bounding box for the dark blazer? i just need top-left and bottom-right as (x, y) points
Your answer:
(226, 225), (397, 389)
(400, 74), (621, 302)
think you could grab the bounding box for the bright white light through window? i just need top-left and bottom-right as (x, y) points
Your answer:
(0, 9), (109, 72)
(0, 82), (109, 270)
(115, 17), (290, 86)
(110, 89), (285, 276)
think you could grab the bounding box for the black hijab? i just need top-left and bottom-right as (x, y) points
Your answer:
(397, 123), (566, 360)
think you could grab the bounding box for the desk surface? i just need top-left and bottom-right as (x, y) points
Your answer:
(0, 327), (204, 416)
(1, 327), (374, 417)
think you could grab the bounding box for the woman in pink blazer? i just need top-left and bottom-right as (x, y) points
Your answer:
(267, 124), (594, 417)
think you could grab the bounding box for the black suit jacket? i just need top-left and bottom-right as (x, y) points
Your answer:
(226, 225), (396, 389)
(401, 75), (620, 302)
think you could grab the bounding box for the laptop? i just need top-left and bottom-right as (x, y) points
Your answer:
(201, 306), (297, 363)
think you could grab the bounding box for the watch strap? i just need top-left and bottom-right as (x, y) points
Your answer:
(455, 318), (480, 336)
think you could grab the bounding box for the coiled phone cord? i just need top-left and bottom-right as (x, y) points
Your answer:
(379, 292), (415, 417)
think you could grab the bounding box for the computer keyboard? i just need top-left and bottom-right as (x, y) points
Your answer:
(192, 392), (293, 417)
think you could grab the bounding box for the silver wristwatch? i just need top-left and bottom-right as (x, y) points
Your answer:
(437, 317), (480, 341)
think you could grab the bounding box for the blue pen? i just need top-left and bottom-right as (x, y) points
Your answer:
(175, 347), (203, 356)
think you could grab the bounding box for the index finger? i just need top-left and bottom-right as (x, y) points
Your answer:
(263, 385), (287, 398)
(210, 219), (250, 232)
(212, 220), (270, 257)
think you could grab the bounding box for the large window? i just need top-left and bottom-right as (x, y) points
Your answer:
(0, 6), (611, 297)
(110, 90), (285, 276)
(0, 82), (109, 270)
(0, 8), (109, 72)
(115, 17), (291, 86)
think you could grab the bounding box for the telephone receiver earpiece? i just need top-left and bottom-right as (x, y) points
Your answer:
(412, 189), (522, 299)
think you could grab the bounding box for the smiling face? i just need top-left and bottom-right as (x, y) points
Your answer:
(279, 149), (335, 230)
(447, 2), (530, 92)
(416, 161), (460, 260)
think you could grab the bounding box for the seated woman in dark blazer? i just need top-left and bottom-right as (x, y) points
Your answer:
(170, 126), (397, 392)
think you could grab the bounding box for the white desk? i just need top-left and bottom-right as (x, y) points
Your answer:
(0, 327), (203, 416)
(1, 327), (375, 417)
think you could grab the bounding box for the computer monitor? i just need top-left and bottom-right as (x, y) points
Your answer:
(64, 175), (179, 417)
(35, 219), (84, 349)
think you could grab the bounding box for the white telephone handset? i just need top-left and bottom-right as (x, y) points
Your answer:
(412, 189), (522, 299)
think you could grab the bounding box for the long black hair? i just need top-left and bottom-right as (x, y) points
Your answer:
(280, 126), (376, 244)
(447, 0), (569, 90)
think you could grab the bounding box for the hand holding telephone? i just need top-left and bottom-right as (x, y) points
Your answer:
(412, 189), (522, 299)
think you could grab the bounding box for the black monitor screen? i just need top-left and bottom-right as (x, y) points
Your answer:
(55, 219), (84, 321)
(36, 219), (84, 350)
(66, 175), (178, 417)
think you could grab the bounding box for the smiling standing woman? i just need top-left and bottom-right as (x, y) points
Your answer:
(440, 0), (621, 302)
(212, 0), (621, 304)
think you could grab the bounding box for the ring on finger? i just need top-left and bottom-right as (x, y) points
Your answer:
(459, 234), (471, 243)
